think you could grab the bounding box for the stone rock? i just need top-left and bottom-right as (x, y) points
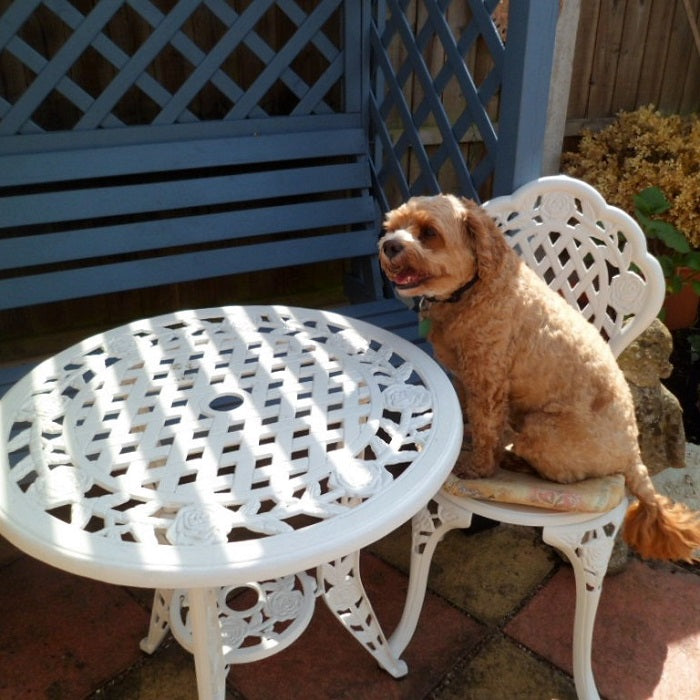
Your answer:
(651, 444), (700, 560)
(618, 318), (674, 387)
(606, 538), (630, 576)
(618, 319), (686, 474)
(653, 443), (700, 513)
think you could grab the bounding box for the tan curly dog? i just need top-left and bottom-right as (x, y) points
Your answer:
(379, 193), (700, 562)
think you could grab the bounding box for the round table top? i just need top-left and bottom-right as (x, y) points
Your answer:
(0, 306), (461, 588)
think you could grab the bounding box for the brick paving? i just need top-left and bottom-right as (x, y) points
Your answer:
(1, 513), (698, 699)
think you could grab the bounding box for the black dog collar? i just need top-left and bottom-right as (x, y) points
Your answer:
(416, 275), (478, 338)
(421, 274), (479, 307)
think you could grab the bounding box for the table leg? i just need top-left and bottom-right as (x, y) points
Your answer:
(187, 587), (228, 700)
(140, 589), (173, 654)
(319, 551), (408, 678)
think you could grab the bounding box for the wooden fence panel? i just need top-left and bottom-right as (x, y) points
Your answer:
(611, 0), (653, 112)
(663, 0), (700, 113)
(583, 0), (628, 118)
(567, 0), (699, 132)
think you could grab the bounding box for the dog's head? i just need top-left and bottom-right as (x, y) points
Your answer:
(378, 194), (505, 299)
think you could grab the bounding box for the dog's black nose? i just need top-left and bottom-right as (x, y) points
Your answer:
(382, 239), (404, 259)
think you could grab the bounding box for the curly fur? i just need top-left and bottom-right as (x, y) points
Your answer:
(378, 194), (700, 562)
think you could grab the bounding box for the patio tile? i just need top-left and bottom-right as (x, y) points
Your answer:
(225, 552), (486, 699)
(432, 634), (577, 700)
(90, 640), (200, 700)
(506, 559), (700, 700)
(370, 521), (557, 623)
(0, 556), (149, 699)
(2, 526), (698, 699)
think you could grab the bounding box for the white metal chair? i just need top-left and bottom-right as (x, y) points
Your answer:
(386, 175), (666, 700)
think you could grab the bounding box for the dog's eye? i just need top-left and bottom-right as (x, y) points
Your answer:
(420, 227), (438, 242)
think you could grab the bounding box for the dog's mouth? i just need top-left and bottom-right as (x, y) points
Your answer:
(389, 269), (431, 290)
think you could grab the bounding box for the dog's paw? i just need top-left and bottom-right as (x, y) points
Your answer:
(452, 448), (496, 479)
(500, 449), (536, 475)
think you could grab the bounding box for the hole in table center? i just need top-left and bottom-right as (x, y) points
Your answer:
(209, 394), (245, 412)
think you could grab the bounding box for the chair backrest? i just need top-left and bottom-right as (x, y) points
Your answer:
(483, 175), (666, 358)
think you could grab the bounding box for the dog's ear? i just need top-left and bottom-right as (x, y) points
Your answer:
(461, 199), (508, 281)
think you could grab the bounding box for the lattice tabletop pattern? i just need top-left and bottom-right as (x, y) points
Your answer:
(1, 305), (460, 581)
(0, 306), (461, 696)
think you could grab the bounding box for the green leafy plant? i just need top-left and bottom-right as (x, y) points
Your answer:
(634, 186), (700, 296)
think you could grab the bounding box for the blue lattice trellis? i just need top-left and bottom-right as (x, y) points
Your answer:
(0, 1), (558, 203)
(368, 0), (559, 206)
(0, 0), (350, 134)
(369, 0), (503, 206)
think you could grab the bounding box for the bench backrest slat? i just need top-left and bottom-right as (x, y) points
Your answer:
(3, 161), (371, 228)
(0, 124), (380, 311)
(0, 230), (377, 309)
(0, 127), (369, 186)
(0, 197), (375, 271)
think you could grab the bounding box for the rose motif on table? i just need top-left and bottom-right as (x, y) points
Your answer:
(218, 318), (260, 344)
(27, 465), (93, 507)
(264, 589), (304, 621)
(325, 329), (370, 355)
(104, 334), (160, 369)
(329, 458), (393, 498)
(106, 334), (140, 357)
(382, 384), (431, 413)
(277, 318), (310, 336)
(107, 330), (154, 355)
(221, 616), (249, 650)
(39, 436), (73, 466)
(324, 581), (360, 611)
(166, 503), (235, 546)
(16, 390), (66, 426)
(539, 192), (576, 222)
(611, 271), (645, 313)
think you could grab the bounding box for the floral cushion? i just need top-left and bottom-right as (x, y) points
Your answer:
(442, 469), (626, 513)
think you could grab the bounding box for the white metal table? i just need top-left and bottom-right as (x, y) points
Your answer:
(0, 305), (461, 699)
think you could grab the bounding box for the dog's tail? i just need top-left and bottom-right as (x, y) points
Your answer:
(623, 461), (700, 562)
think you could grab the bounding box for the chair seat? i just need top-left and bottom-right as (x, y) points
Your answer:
(442, 468), (626, 513)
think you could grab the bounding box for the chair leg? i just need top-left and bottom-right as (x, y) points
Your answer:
(542, 499), (628, 700)
(388, 496), (473, 657)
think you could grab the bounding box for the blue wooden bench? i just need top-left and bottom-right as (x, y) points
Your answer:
(0, 120), (425, 395)
(0, 1), (559, 397)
